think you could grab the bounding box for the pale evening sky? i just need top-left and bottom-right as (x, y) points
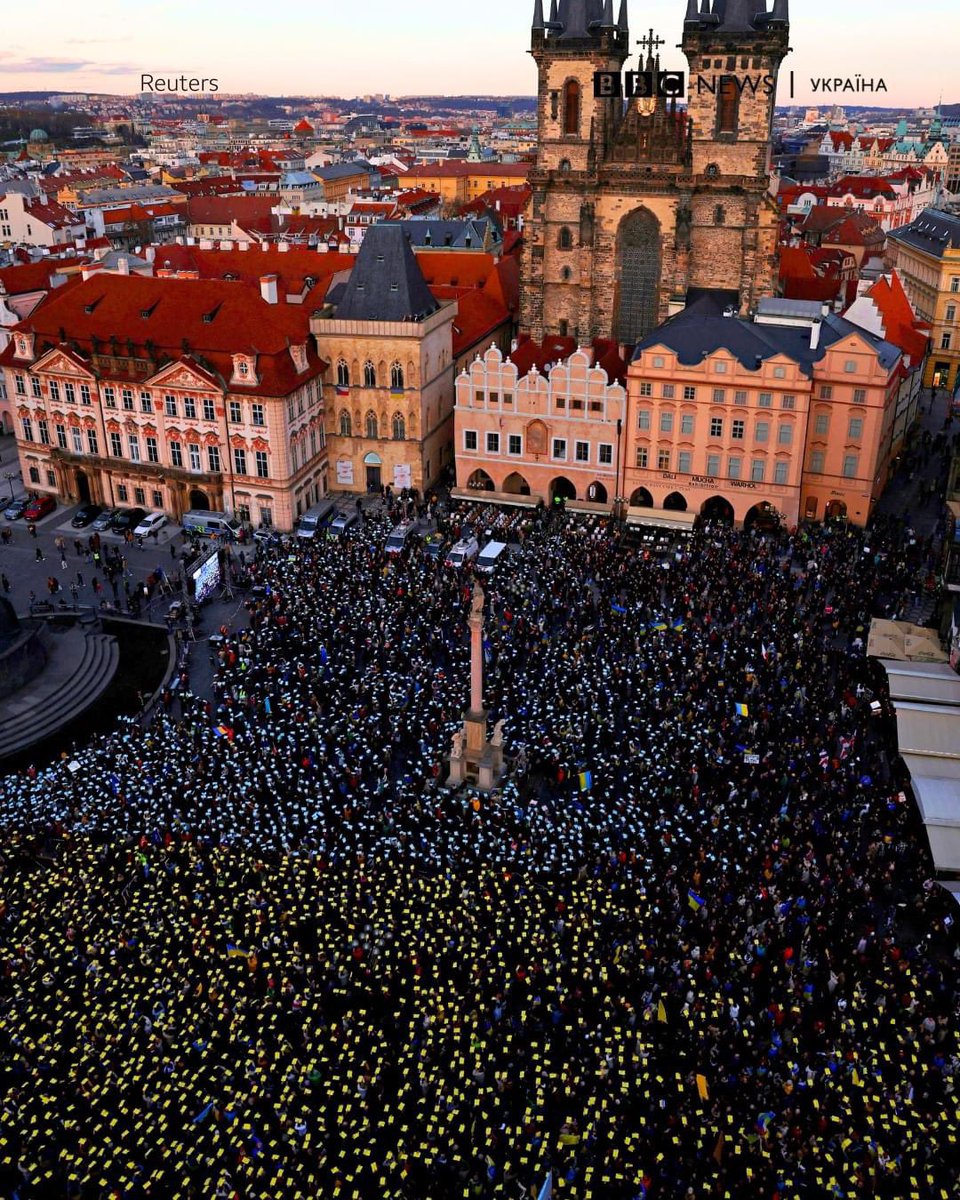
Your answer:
(0, 0), (955, 108)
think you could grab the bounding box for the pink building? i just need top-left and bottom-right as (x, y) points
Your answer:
(454, 338), (627, 505)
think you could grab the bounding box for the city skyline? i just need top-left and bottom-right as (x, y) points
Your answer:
(1, 0), (957, 109)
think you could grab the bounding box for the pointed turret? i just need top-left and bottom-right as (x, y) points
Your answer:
(616, 0), (627, 30)
(601, 0), (615, 27)
(557, 0), (591, 38)
(549, 0), (559, 23)
(532, 0), (545, 29)
(770, 0), (788, 23)
(684, 0), (700, 24)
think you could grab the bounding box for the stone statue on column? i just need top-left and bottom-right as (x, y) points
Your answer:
(446, 579), (505, 791)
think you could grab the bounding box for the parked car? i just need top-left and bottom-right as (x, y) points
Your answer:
(91, 508), (121, 532)
(71, 502), (103, 529)
(110, 507), (147, 533)
(253, 526), (286, 547)
(328, 511), (360, 539)
(22, 495), (56, 522)
(134, 511), (168, 538)
(3, 497), (29, 521)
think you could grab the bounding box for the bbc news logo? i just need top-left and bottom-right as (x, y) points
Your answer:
(594, 70), (684, 98)
(593, 71), (777, 98)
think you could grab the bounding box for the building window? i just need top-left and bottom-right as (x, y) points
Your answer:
(809, 449), (825, 473)
(234, 448), (247, 475)
(28, 466), (39, 484)
(843, 360), (857, 373)
(391, 363), (404, 390)
(848, 417), (863, 439)
(660, 412), (674, 433)
(259, 505), (273, 527)
(29, 377), (42, 400)
(842, 454), (858, 478)
(717, 74), (739, 134)
(140, 391), (152, 414)
(71, 427), (83, 454)
(464, 430), (478, 451)
(236, 502), (250, 523)
(80, 384), (91, 406)
(558, 226), (573, 250)
(563, 79), (580, 136)
(37, 418), (49, 445)
(657, 449), (671, 470)
(777, 423), (793, 445)
(639, 381), (653, 397)
(731, 419), (745, 440)
(164, 395), (177, 418)
(814, 413), (829, 435)
(56, 424), (67, 449)
(20, 417), (33, 442)
(940, 332), (951, 350)
(714, 361), (727, 374)
(146, 436), (159, 463)
(781, 394), (795, 410)
(637, 410), (651, 431)
(104, 386), (116, 408)
(128, 434), (141, 462)
(152, 490), (163, 508)
(87, 430), (98, 454)
(169, 441), (183, 467)
(734, 390), (747, 405)
(575, 440), (589, 463)
(706, 453), (720, 476)
(662, 384), (675, 399)
(251, 403), (265, 426)
(202, 398), (216, 422)
(134, 486), (146, 506)
(709, 416), (723, 438)
(774, 460), (789, 485)
(475, 390), (485, 406)
(712, 388), (726, 403)
(229, 401), (242, 423)
(116, 483), (128, 502)
(773, 367), (786, 380)
(755, 421), (769, 443)
(49, 380), (61, 402)
(487, 431), (500, 454)
(508, 434), (522, 455)
(598, 443), (612, 465)
(255, 450), (269, 478)
(728, 456), (741, 479)
(188, 443), (201, 472)
(758, 392), (772, 407)
(682, 385), (696, 401)
(503, 393), (513, 406)
(678, 451), (692, 473)
(208, 446), (221, 472)
(635, 446), (648, 468)
(339, 410), (352, 437)
(392, 413), (406, 440)
(680, 413), (695, 435)
(337, 359), (350, 387)
(947, 304), (957, 322)
(560, 266), (572, 282)
(184, 398), (197, 420)
(820, 385), (832, 399)
(365, 412), (378, 439)
(951, 277), (959, 292)
(122, 388), (134, 411)
(363, 361), (376, 387)
(552, 438), (567, 460)
(751, 459), (765, 482)
(109, 431), (123, 457)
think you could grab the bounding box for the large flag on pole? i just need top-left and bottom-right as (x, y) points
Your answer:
(538, 1172), (553, 1200)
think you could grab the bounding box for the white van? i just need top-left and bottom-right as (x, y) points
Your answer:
(476, 540), (508, 574)
(446, 535), (479, 569)
(181, 510), (242, 540)
(328, 510), (360, 539)
(296, 500), (336, 539)
(385, 520), (417, 555)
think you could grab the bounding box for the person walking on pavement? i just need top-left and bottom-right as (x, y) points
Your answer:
(28, 522), (37, 539)
(34, 545), (44, 563)
(0, 573), (9, 594)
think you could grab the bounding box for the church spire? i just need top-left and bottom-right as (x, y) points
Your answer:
(684, 0), (699, 23)
(532, 0), (545, 29)
(770, 0), (788, 23)
(601, 0), (615, 26)
(617, 0), (628, 30)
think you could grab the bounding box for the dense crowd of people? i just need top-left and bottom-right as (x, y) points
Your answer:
(0, 498), (957, 1199)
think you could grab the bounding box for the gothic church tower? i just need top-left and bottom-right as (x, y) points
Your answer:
(520, 0), (790, 348)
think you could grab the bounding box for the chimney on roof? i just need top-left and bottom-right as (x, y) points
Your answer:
(260, 274), (278, 304)
(278, 241), (290, 253)
(810, 317), (822, 350)
(117, 256), (129, 275)
(238, 241), (249, 251)
(221, 239), (234, 251)
(81, 263), (104, 282)
(145, 246), (156, 263)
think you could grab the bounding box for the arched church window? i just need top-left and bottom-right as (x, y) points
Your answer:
(717, 77), (739, 134)
(336, 359), (349, 387)
(365, 411), (379, 439)
(559, 159), (571, 175)
(390, 362), (404, 389)
(714, 205), (726, 225)
(563, 80), (580, 136)
(339, 410), (352, 437)
(363, 361), (376, 387)
(392, 413), (406, 441)
(557, 226), (573, 250)
(561, 266), (572, 281)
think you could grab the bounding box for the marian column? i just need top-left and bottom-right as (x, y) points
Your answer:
(468, 580), (484, 715)
(447, 579), (504, 790)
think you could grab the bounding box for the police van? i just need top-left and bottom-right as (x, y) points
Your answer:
(181, 510), (242, 540)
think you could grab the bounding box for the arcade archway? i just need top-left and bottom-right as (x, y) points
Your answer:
(467, 468), (495, 491)
(700, 495), (734, 524)
(550, 476), (577, 502)
(629, 487), (653, 507)
(502, 471), (531, 496)
(663, 491), (687, 512)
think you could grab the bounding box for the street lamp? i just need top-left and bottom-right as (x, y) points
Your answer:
(3, 471), (19, 503)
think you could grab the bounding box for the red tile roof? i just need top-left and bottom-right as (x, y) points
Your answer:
(0, 260), (83, 296)
(24, 196), (84, 230)
(865, 272), (930, 361)
(0, 274), (326, 397)
(402, 161), (530, 180)
(185, 194), (280, 227)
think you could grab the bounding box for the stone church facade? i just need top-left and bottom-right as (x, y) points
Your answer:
(520, 0), (790, 347)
